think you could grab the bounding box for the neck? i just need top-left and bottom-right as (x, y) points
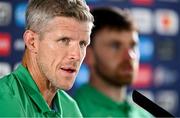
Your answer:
(22, 50), (57, 106)
(89, 74), (127, 102)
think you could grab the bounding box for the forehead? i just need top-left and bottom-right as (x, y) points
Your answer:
(43, 16), (93, 33)
(94, 28), (139, 44)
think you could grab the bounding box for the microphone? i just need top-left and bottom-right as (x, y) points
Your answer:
(132, 90), (175, 118)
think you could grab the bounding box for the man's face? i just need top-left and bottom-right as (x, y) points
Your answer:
(36, 17), (92, 90)
(91, 28), (139, 87)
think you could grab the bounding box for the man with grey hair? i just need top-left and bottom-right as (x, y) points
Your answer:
(0, 0), (94, 117)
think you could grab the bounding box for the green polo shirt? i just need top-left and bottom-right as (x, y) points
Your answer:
(74, 84), (153, 118)
(0, 64), (82, 117)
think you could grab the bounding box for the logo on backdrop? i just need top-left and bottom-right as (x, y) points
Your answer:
(0, 33), (11, 56)
(0, 2), (12, 26)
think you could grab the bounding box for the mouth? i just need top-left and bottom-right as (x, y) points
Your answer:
(60, 65), (78, 76)
(119, 65), (133, 75)
(61, 68), (76, 73)
(121, 69), (133, 75)
(58, 63), (79, 78)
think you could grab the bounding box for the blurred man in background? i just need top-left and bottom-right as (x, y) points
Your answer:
(74, 7), (152, 117)
(0, 0), (93, 117)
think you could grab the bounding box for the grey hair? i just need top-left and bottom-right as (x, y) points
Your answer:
(26, 0), (94, 33)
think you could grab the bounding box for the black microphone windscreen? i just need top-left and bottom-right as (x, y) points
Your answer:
(132, 90), (174, 118)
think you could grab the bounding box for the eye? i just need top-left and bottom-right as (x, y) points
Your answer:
(58, 37), (70, 45)
(80, 40), (89, 48)
(110, 42), (122, 51)
(131, 41), (138, 50)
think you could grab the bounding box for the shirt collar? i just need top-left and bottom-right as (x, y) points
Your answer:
(13, 64), (62, 115)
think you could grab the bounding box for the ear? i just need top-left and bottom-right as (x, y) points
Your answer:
(23, 30), (39, 54)
(84, 46), (95, 68)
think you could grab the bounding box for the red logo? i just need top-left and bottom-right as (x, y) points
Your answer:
(0, 33), (11, 56)
(131, 0), (154, 6)
(132, 64), (152, 88)
(155, 9), (179, 36)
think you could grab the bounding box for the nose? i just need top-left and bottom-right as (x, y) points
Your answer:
(122, 48), (137, 60)
(68, 44), (81, 61)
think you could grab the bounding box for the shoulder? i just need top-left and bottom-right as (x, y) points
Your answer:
(0, 73), (14, 83)
(58, 90), (82, 117)
(73, 84), (97, 107)
(73, 84), (96, 105)
(0, 93), (25, 117)
(73, 84), (97, 116)
(0, 73), (16, 94)
(128, 102), (153, 118)
(74, 84), (91, 99)
(0, 74), (25, 116)
(59, 90), (77, 103)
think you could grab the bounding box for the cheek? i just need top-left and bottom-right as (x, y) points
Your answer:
(38, 43), (58, 64)
(133, 60), (139, 72)
(80, 49), (87, 61)
(104, 54), (118, 67)
(99, 55), (115, 69)
(108, 61), (118, 71)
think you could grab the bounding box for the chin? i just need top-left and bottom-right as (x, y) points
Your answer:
(64, 85), (73, 90)
(119, 77), (133, 86)
(55, 77), (75, 90)
(59, 83), (74, 90)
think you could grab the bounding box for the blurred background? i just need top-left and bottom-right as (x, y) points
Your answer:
(0, 0), (179, 117)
